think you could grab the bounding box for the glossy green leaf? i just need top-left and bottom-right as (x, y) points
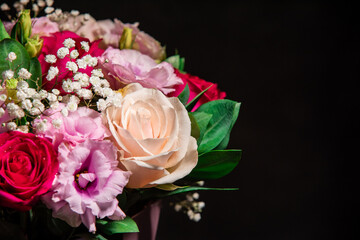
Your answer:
(28, 57), (42, 89)
(165, 54), (185, 72)
(189, 112), (200, 140)
(156, 183), (187, 191)
(0, 38), (30, 81)
(0, 20), (10, 41)
(96, 216), (139, 235)
(190, 111), (213, 145)
(186, 85), (212, 111)
(188, 149), (242, 179)
(196, 100), (241, 153)
(95, 234), (108, 240)
(177, 83), (190, 105)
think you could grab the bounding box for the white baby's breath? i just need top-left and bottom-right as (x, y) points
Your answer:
(46, 66), (59, 81)
(80, 41), (90, 52)
(63, 38), (76, 48)
(18, 68), (32, 79)
(57, 47), (69, 59)
(6, 52), (17, 62)
(45, 54), (57, 64)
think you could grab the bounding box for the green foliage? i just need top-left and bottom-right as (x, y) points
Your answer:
(185, 99), (241, 179)
(185, 85), (212, 111)
(195, 99), (241, 153)
(0, 20), (10, 41)
(0, 38), (41, 89)
(190, 111), (213, 145)
(188, 150), (242, 180)
(165, 54), (185, 72)
(177, 83), (190, 105)
(96, 217), (139, 235)
(189, 112), (200, 140)
(0, 38), (30, 82)
(28, 57), (42, 89)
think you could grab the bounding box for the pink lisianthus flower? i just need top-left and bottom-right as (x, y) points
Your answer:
(42, 139), (131, 233)
(3, 17), (59, 37)
(34, 103), (109, 149)
(92, 19), (165, 61)
(38, 31), (104, 93)
(62, 16), (165, 61)
(98, 48), (182, 94)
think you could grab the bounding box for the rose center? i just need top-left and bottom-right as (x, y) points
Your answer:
(74, 170), (96, 190)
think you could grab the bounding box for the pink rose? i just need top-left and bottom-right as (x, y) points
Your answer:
(34, 103), (109, 149)
(0, 131), (58, 211)
(98, 48), (182, 94)
(38, 31), (104, 93)
(103, 83), (198, 188)
(3, 17), (59, 37)
(168, 69), (227, 111)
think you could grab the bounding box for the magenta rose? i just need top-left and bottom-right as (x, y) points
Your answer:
(38, 31), (104, 93)
(168, 69), (227, 111)
(0, 131), (58, 211)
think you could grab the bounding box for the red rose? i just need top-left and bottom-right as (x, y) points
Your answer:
(0, 131), (58, 211)
(169, 69), (226, 111)
(38, 31), (104, 93)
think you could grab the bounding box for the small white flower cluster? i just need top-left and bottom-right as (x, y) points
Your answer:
(171, 192), (205, 222)
(45, 37), (123, 112)
(6, 52), (17, 62)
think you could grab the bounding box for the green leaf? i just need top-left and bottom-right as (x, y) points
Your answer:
(140, 186), (238, 200)
(28, 57), (42, 89)
(188, 112), (200, 140)
(96, 217), (139, 235)
(156, 183), (187, 191)
(186, 85), (212, 111)
(196, 100), (241, 153)
(190, 111), (213, 145)
(95, 234), (108, 240)
(165, 54), (185, 72)
(0, 38), (30, 82)
(0, 20), (10, 41)
(188, 149), (242, 180)
(177, 83), (190, 106)
(215, 101), (241, 150)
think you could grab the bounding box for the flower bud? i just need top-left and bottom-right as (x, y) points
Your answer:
(25, 35), (43, 58)
(5, 78), (18, 103)
(119, 27), (133, 50)
(18, 9), (32, 41)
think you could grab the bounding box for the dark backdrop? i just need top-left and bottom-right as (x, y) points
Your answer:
(2, 1), (357, 239)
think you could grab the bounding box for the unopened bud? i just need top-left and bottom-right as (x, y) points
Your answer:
(25, 35), (43, 58)
(119, 27), (134, 50)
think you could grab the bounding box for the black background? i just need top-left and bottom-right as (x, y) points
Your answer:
(1, 1), (358, 239)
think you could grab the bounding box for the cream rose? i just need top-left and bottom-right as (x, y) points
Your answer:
(103, 83), (198, 188)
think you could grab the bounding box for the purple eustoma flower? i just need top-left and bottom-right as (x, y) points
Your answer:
(42, 139), (131, 233)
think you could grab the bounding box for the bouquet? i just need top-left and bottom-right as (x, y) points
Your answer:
(0, 1), (241, 239)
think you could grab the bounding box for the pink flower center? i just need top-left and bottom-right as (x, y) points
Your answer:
(75, 170), (96, 190)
